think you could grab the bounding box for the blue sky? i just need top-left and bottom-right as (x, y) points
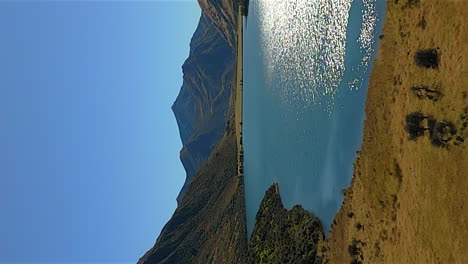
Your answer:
(0, 1), (200, 262)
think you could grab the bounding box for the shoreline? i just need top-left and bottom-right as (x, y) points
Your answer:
(320, 1), (468, 263)
(235, 4), (244, 180)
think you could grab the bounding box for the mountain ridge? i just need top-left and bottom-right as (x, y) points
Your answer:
(138, 2), (247, 263)
(172, 1), (237, 203)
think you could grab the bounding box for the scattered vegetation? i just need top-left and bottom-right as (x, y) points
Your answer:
(404, 0), (421, 9)
(411, 85), (441, 101)
(430, 120), (457, 147)
(355, 222), (363, 231)
(393, 159), (403, 185)
(405, 113), (460, 148)
(348, 239), (365, 264)
(418, 16), (427, 29)
(405, 112), (433, 139)
(454, 136), (465, 146)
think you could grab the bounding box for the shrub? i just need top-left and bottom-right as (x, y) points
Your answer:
(411, 85), (441, 101)
(414, 49), (439, 68)
(405, 112), (431, 139)
(430, 121), (457, 147)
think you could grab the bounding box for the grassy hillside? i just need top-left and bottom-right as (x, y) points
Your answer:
(319, 0), (468, 263)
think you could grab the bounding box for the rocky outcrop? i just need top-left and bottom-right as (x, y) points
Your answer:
(172, 2), (237, 203)
(247, 184), (324, 264)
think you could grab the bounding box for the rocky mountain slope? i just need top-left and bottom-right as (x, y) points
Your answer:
(172, 1), (237, 203)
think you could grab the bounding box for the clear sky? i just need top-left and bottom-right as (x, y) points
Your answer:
(0, 1), (200, 262)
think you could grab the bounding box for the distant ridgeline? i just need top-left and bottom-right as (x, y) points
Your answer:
(173, 0), (237, 204)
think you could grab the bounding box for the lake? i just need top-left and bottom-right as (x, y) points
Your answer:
(243, 0), (385, 236)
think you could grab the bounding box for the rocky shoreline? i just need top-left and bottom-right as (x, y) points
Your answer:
(247, 184), (323, 264)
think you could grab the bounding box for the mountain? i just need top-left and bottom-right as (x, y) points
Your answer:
(172, 1), (237, 204)
(138, 126), (247, 264)
(197, 0), (237, 48)
(138, 2), (247, 262)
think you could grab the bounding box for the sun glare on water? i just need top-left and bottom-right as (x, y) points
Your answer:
(254, 0), (378, 113)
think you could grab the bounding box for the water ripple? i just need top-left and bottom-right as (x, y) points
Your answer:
(348, 0), (378, 91)
(255, 0), (353, 112)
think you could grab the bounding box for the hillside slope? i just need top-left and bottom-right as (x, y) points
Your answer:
(197, 0), (237, 48)
(138, 126), (247, 264)
(319, 0), (468, 263)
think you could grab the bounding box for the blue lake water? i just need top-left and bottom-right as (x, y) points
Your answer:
(243, 0), (385, 236)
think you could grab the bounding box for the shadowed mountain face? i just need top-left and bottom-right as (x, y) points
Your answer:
(173, 5), (236, 203)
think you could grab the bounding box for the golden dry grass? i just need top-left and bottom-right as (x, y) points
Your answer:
(319, 0), (468, 263)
